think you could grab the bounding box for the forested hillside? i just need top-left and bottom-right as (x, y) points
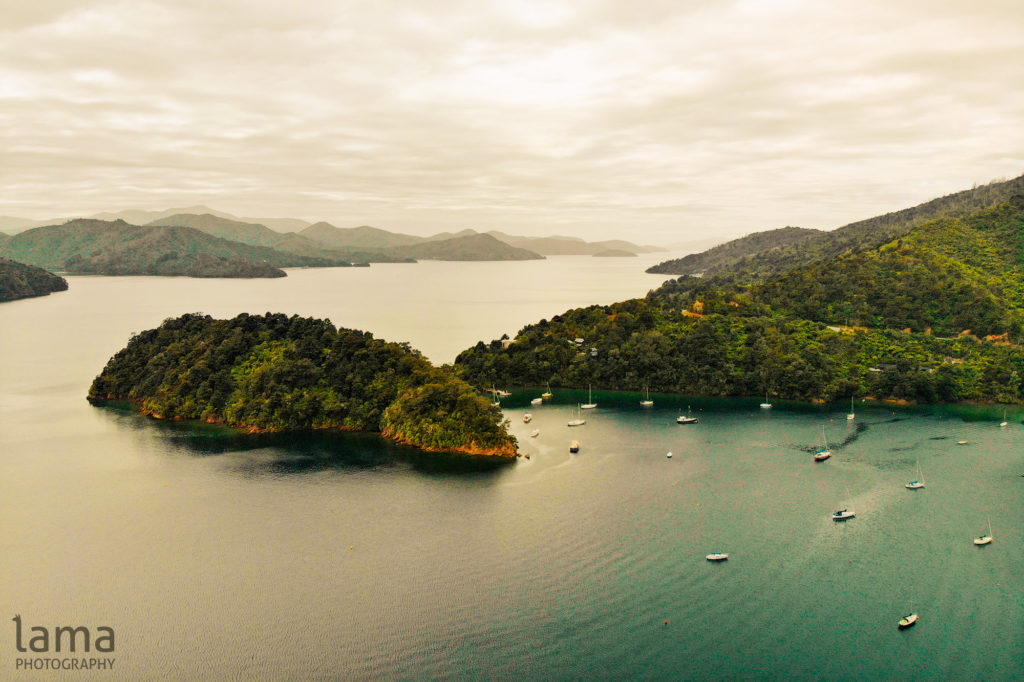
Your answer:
(456, 197), (1024, 405)
(0, 258), (68, 302)
(648, 174), (1024, 282)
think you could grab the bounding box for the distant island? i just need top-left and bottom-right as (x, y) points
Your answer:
(592, 249), (637, 257)
(87, 313), (518, 457)
(456, 177), (1024, 407)
(0, 257), (68, 302)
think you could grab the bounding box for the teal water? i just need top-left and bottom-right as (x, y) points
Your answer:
(1, 258), (1022, 680)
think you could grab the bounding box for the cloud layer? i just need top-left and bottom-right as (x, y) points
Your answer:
(2, 0), (1022, 242)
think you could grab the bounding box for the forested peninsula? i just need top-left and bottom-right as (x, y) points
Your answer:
(88, 313), (518, 457)
(0, 257), (68, 302)
(456, 189), (1024, 406)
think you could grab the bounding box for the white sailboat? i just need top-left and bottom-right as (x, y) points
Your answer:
(1000, 409), (1008, 427)
(973, 518), (993, 545)
(705, 552), (729, 561)
(567, 404), (586, 427)
(676, 406), (698, 424)
(531, 396), (543, 406)
(581, 384), (597, 410)
(813, 427), (831, 461)
(905, 461), (925, 489)
(760, 391), (772, 409)
(640, 386), (654, 408)
(847, 396), (855, 420)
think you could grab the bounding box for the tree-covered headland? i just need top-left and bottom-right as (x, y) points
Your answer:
(88, 313), (518, 457)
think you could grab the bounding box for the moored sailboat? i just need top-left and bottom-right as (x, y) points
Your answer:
(973, 518), (993, 545)
(567, 404), (586, 427)
(676, 406), (698, 424)
(813, 427), (831, 461)
(905, 461), (925, 489)
(581, 384), (597, 409)
(640, 386), (654, 407)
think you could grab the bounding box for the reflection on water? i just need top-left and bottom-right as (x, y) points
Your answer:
(97, 404), (515, 477)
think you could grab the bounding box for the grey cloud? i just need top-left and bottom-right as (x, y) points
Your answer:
(0, 0), (1022, 244)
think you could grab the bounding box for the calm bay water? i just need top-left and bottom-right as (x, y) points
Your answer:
(1, 255), (1022, 680)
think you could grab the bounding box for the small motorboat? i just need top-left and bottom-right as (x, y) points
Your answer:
(530, 397), (543, 406)
(666, 451), (673, 458)
(898, 613), (919, 629)
(529, 429), (540, 438)
(523, 413), (532, 423)
(706, 553), (729, 562)
(832, 509), (856, 521)
(569, 441), (580, 453)
(957, 440), (969, 445)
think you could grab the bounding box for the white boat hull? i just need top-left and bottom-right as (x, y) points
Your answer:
(898, 614), (919, 629)
(706, 553), (728, 561)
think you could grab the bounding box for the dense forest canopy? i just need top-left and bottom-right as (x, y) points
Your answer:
(89, 313), (518, 457)
(456, 196), (1024, 406)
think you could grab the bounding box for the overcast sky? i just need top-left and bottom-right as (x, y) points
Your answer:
(1, 0), (1022, 243)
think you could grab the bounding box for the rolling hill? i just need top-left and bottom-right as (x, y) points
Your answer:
(0, 220), (344, 278)
(389, 233), (542, 261)
(647, 175), (1024, 280)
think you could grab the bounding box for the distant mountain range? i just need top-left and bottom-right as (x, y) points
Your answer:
(0, 208), (664, 260)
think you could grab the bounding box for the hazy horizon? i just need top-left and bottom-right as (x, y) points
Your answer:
(2, 1), (1022, 243)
